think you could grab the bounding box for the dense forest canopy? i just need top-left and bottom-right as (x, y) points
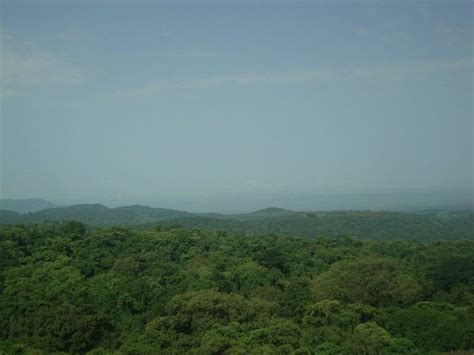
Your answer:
(1, 221), (473, 354)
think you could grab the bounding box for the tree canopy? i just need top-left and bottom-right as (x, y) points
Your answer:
(0, 222), (473, 354)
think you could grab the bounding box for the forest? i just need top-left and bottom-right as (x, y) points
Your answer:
(1, 204), (473, 242)
(1, 221), (473, 354)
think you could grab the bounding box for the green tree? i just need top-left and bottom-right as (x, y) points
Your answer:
(346, 322), (392, 355)
(314, 257), (421, 306)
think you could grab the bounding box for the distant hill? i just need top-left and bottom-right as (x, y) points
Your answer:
(229, 207), (296, 220)
(158, 209), (474, 241)
(0, 202), (472, 241)
(0, 203), (193, 226)
(0, 198), (58, 213)
(181, 207), (295, 220)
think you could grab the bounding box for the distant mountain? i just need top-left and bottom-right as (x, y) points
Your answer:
(0, 198), (59, 213)
(1, 202), (472, 241)
(248, 207), (293, 215)
(0, 203), (193, 226)
(231, 207), (296, 220)
(158, 209), (474, 241)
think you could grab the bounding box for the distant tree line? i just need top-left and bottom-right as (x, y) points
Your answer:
(1, 206), (473, 242)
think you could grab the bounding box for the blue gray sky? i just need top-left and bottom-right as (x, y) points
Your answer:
(1, 0), (473, 211)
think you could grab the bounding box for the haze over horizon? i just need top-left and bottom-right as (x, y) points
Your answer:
(1, 1), (473, 212)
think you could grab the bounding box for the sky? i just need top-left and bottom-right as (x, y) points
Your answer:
(0, 0), (473, 211)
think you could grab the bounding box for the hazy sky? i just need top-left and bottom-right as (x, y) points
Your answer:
(1, 0), (473, 208)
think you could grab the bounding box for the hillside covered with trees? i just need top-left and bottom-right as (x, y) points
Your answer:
(1, 222), (473, 354)
(1, 204), (473, 242)
(158, 209), (474, 242)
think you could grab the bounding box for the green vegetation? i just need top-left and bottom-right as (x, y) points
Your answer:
(1, 222), (473, 354)
(160, 210), (474, 241)
(1, 205), (473, 241)
(0, 204), (193, 226)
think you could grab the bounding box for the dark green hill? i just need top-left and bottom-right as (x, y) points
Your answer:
(159, 210), (474, 241)
(231, 207), (296, 220)
(0, 203), (472, 241)
(1, 204), (193, 226)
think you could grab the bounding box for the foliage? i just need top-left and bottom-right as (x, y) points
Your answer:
(0, 222), (473, 354)
(313, 257), (422, 306)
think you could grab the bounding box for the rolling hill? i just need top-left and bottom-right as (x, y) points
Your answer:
(0, 202), (473, 241)
(0, 204), (193, 226)
(156, 209), (474, 241)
